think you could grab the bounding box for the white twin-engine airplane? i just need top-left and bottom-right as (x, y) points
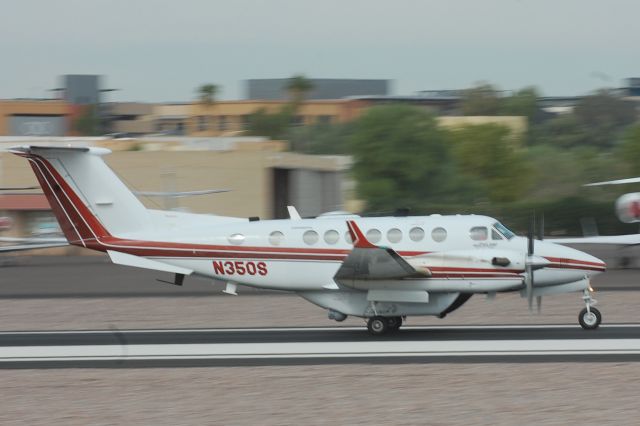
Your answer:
(10, 145), (607, 335)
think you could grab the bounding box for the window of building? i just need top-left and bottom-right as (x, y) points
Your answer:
(228, 233), (245, 245)
(431, 227), (447, 242)
(291, 115), (304, 127)
(197, 116), (206, 131)
(366, 229), (382, 244)
(324, 230), (340, 245)
(409, 227), (425, 242)
(470, 226), (488, 241)
(303, 230), (319, 245)
(269, 231), (284, 246)
(317, 115), (334, 125)
(218, 115), (228, 131)
(387, 228), (402, 243)
(241, 115), (251, 130)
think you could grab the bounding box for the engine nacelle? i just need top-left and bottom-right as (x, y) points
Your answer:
(615, 192), (640, 223)
(327, 310), (347, 322)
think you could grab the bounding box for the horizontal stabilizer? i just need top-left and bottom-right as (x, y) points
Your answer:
(107, 250), (193, 275)
(0, 242), (68, 253)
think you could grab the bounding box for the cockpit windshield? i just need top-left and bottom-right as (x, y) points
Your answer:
(493, 222), (515, 240)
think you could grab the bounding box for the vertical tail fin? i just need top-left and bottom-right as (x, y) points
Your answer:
(10, 146), (150, 246)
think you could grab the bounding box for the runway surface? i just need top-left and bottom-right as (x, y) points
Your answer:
(1, 324), (639, 368)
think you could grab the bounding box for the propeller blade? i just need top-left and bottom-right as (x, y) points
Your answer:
(527, 215), (535, 256)
(526, 214), (536, 311)
(526, 264), (534, 311)
(536, 296), (542, 313)
(537, 213), (545, 241)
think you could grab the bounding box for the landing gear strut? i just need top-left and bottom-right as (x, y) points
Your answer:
(579, 288), (601, 330)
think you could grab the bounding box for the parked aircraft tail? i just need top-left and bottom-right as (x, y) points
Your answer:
(10, 146), (150, 247)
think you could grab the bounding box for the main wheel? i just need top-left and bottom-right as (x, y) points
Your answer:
(579, 307), (601, 330)
(367, 316), (389, 336)
(386, 316), (403, 331)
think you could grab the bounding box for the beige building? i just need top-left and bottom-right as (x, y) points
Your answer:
(0, 100), (70, 136)
(0, 137), (351, 246)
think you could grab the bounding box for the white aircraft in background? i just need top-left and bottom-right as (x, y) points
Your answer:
(9, 145), (607, 334)
(0, 188), (68, 253)
(0, 236), (68, 253)
(553, 177), (640, 246)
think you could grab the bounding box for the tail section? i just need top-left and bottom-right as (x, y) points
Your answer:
(10, 146), (150, 248)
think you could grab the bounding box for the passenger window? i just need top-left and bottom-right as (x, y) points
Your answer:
(409, 227), (425, 242)
(228, 233), (245, 245)
(345, 231), (353, 244)
(491, 229), (504, 240)
(324, 230), (340, 245)
(366, 229), (382, 244)
(303, 230), (319, 245)
(431, 227), (447, 242)
(470, 226), (488, 241)
(387, 228), (402, 243)
(269, 231), (284, 246)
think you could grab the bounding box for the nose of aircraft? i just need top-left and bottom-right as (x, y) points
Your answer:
(536, 240), (606, 277)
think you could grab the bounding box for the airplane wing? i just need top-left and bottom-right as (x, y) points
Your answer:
(551, 234), (640, 245)
(334, 221), (427, 284)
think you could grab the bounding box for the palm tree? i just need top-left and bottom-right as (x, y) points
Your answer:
(197, 84), (218, 105)
(285, 75), (314, 105)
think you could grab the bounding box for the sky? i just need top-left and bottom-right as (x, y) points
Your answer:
(1, 0), (639, 102)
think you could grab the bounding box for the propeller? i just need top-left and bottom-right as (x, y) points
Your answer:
(525, 213), (546, 313)
(525, 216), (535, 311)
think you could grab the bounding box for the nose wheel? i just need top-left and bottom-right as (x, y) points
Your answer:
(579, 288), (601, 330)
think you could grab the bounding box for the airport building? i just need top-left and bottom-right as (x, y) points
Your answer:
(0, 137), (352, 249)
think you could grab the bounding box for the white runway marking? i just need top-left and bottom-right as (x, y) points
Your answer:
(1, 339), (640, 362)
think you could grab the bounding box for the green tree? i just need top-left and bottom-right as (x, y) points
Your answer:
(197, 84), (218, 105)
(246, 106), (293, 139)
(74, 105), (101, 136)
(500, 86), (540, 121)
(449, 123), (530, 202)
(287, 122), (354, 154)
(285, 74), (314, 105)
(572, 89), (637, 149)
(349, 105), (461, 211)
(619, 124), (640, 175)
(461, 83), (501, 115)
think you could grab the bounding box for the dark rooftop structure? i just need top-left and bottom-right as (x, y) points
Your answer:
(245, 78), (390, 100)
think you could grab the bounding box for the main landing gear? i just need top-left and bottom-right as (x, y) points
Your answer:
(367, 316), (403, 335)
(579, 288), (602, 330)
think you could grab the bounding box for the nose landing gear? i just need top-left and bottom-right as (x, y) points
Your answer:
(579, 288), (601, 330)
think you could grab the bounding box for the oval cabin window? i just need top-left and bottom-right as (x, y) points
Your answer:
(387, 228), (402, 243)
(324, 230), (340, 245)
(303, 230), (319, 245)
(431, 227), (447, 242)
(228, 233), (245, 245)
(366, 229), (382, 244)
(269, 231), (284, 246)
(470, 226), (488, 241)
(409, 227), (425, 242)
